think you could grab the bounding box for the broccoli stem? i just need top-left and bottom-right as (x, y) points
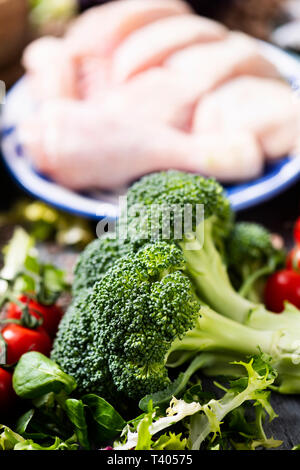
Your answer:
(180, 219), (300, 336)
(239, 264), (273, 298)
(168, 306), (300, 395)
(180, 220), (256, 324)
(168, 306), (274, 359)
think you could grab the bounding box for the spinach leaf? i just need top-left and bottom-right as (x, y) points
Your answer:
(82, 394), (125, 443)
(65, 399), (89, 450)
(13, 352), (77, 399)
(15, 409), (35, 434)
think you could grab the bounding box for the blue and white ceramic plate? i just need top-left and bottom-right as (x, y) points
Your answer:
(1, 42), (300, 219)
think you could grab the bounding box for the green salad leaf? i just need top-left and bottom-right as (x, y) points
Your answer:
(13, 352), (77, 399)
(0, 426), (25, 450)
(82, 394), (126, 443)
(65, 399), (89, 450)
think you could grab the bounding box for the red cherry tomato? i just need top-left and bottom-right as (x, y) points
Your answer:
(294, 218), (300, 245)
(1, 324), (52, 364)
(6, 295), (63, 337)
(0, 368), (16, 413)
(286, 246), (300, 273)
(264, 269), (300, 313)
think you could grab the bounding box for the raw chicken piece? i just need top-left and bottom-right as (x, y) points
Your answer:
(191, 131), (264, 182)
(22, 0), (192, 101)
(76, 56), (112, 99)
(165, 32), (279, 94)
(91, 68), (202, 130)
(19, 99), (263, 190)
(65, 0), (192, 59)
(112, 14), (227, 82)
(193, 76), (300, 159)
(22, 37), (77, 100)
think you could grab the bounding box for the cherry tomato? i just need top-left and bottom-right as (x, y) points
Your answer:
(1, 324), (52, 364)
(0, 368), (16, 413)
(264, 269), (300, 313)
(286, 246), (300, 273)
(294, 218), (300, 245)
(6, 295), (63, 337)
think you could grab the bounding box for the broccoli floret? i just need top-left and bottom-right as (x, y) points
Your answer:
(72, 233), (133, 295)
(124, 170), (300, 336)
(126, 170), (233, 248)
(51, 289), (113, 397)
(226, 222), (285, 301)
(53, 242), (200, 399)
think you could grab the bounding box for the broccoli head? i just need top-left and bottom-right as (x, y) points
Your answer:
(53, 241), (200, 400)
(125, 170), (233, 246)
(72, 233), (133, 295)
(226, 222), (285, 301)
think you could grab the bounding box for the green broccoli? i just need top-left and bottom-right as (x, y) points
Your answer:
(72, 233), (132, 295)
(125, 170), (232, 249)
(52, 241), (300, 400)
(123, 170), (300, 335)
(51, 289), (112, 397)
(226, 222), (285, 302)
(53, 242), (200, 399)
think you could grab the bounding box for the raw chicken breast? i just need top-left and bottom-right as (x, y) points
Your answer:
(19, 99), (263, 190)
(112, 14), (227, 82)
(22, 0), (193, 101)
(193, 76), (299, 159)
(76, 56), (112, 99)
(19, 0), (296, 189)
(165, 32), (279, 95)
(191, 131), (264, 182)
(65, 0), (192, 59)
(22, 37), (76, 100)
(92, 68), (201, 130)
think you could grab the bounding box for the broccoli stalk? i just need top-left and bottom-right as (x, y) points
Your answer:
(168, 305), (300, 395)
(181, 219), (300, 335)
(168, 306), (275, 359)
(239, 265), (275, 300)
(180, 219), (254, 324)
